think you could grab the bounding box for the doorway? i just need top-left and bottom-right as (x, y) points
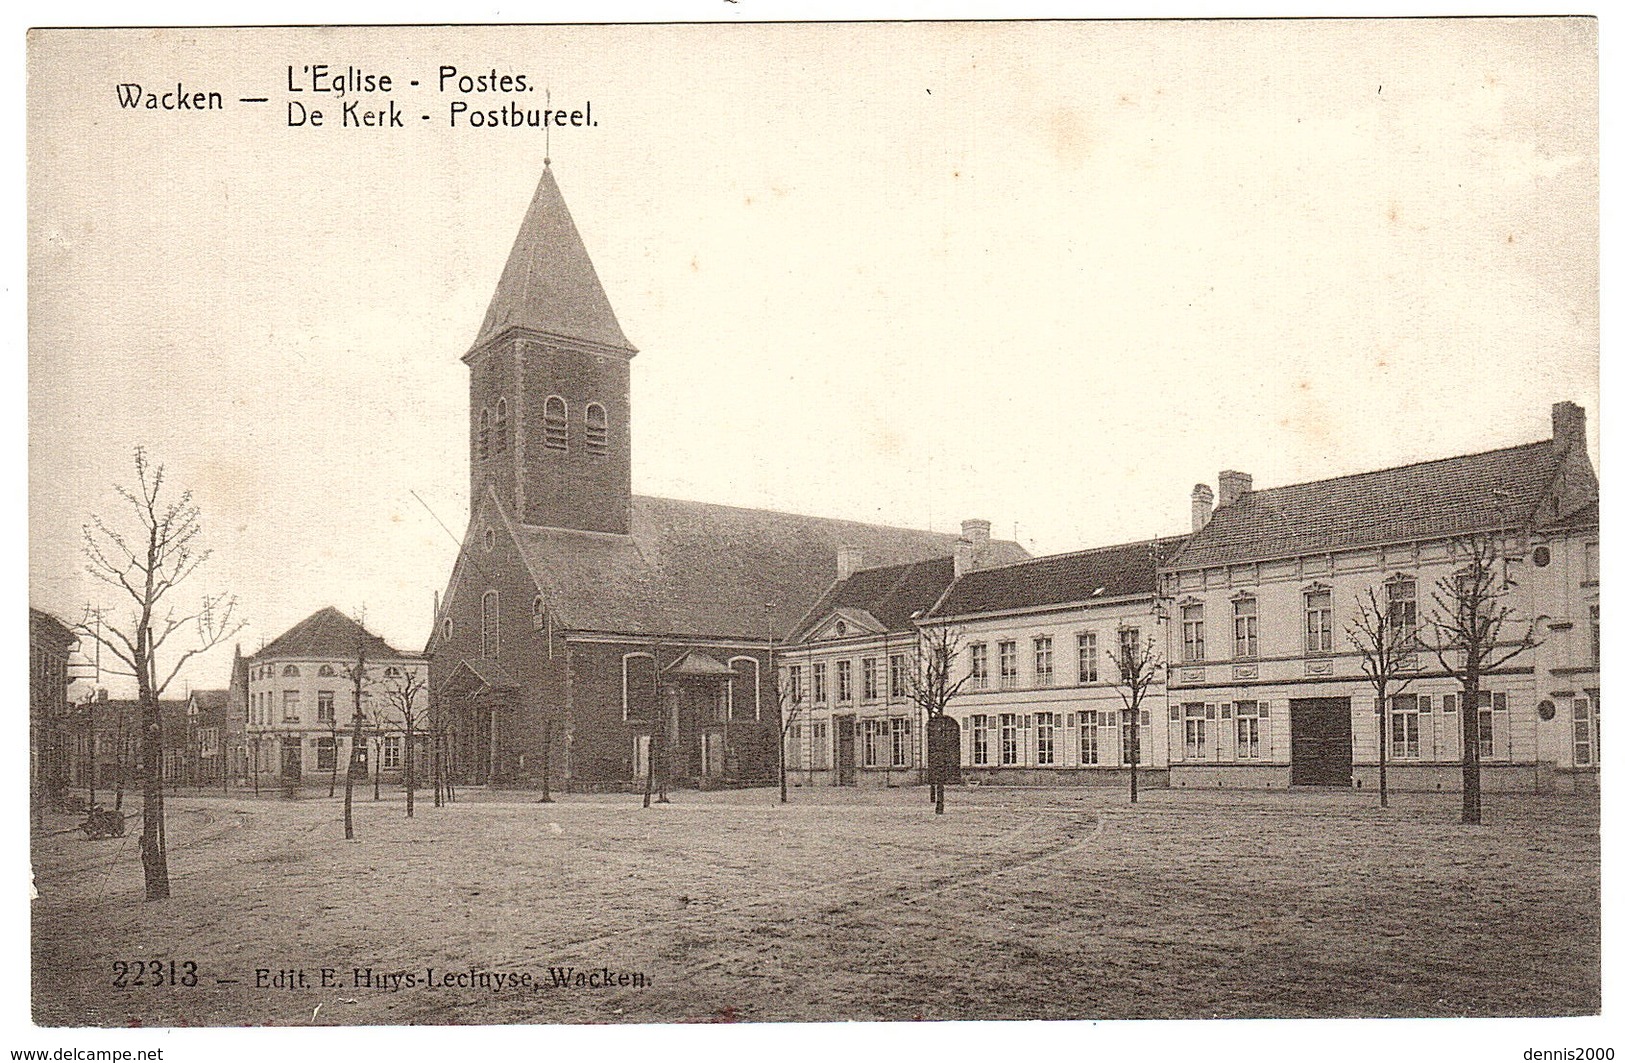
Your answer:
(835, 716), (856, 785)
(1289, 697), (1353, 786)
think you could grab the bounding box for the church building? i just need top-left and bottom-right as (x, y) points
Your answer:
(425, 166), (1025, 790)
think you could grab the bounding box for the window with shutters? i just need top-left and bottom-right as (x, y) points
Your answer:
(971, 715), (991, 766)
(1033, 637), (1054, 686)
(969, 643), (988, 689)
(1235, 700), (1261, 758)
(1390, 694), (1421, 759)
(1118, 627), (1140, 676)
(543, 395), (568, 451)
(1036, 712), (1056, 765)
(891, 718), (911, 768)
(786, 724), (802, 770)
(1304, 588), (1334, 655)
(1181, 603), (1206, 662)
(1077, 631), (1098, 683)
(1122, 710), (1141, 764)
(999, 713), (1018, 765)
(862, 657), (879, 701)
(1232, 595), (1258, 659)
(998, 641), (1018, 687)
(585, 402), (608, 455)
(1183, 703), (1208, 758)
(889, 654), (908, 699)
(1479, 690), (1500, 759)
(1574, 696), (1595, 765)
(1078, 711), (1100, 765)
(481, 590), (499, 660)
(1387, 578), (1418, 658)
(862, 719), (882, 768)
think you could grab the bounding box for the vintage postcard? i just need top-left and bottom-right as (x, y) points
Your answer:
(23, 17), (1602, 1058)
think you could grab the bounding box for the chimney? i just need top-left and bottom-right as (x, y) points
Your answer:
(1217, 470), (1253, 508)
(954, 518), (992, 579)
(836, 545), (864, 582)
(1191, 483), (1214, 532)
(1553, 401), (1586, 456)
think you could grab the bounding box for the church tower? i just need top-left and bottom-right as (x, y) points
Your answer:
(465, 165), (637, 534)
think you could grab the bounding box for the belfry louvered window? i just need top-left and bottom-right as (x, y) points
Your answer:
(543, 396), (568, 451)
(585, 402), (608, 455)
(494, 399), (509, 453)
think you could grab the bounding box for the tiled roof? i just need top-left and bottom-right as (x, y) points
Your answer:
(1171, 440), (1565, 569)
(510, 495), (1026, 641)
(188, 689), (229, 710)
(788, 556), (957, 643)
(29, 607), (77, 650)
(471, 167), (635, 354)
(930, 537), (1184, 619)
(1543, 499), (1598, 531)
(252, 607), (407, 663)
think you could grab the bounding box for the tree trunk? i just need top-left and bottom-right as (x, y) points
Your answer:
(642, 728), (654, 809)
(139, 690), (169, 900)
(328, 726), (339, 798)
(345, 715), (363, 840)
(1129, 710), (1140, 804)
(373, 735), (381, 801)
(539, 718), (553, 802)
(778, 729), (788, 804)
(1461, 679), (1482, 825)
(1377, 689), (1389, 809)
(404, 723), (415, 819)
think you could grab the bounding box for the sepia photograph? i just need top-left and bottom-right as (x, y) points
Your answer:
(21, 14), (1603, 1057)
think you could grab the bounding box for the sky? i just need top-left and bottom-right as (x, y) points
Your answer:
(26, 19), (1598, 698)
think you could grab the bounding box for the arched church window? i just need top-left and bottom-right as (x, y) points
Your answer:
(481, 590), (500, 660)
(495, 399), (509, 454)
(543, 396), (568, 451)
(585, 403), (608, 456)
(478, 408), (491, 461)
(442, 617), (454, 641)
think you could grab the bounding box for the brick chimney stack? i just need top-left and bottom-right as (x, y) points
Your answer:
(1191, 483), (1214, 532)
(954, 518), (993, 579)
(1217, 470), (1253, 508)
(836, 545), (864, 582)
(1552, 401), (1586, 456)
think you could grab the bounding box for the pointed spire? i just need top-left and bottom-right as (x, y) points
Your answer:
(471, 168), (636, 355)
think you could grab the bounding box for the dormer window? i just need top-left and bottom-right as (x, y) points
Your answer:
(282, 664), (301, 678)
(585, 403), (608, 455)
(543, 396), (568, 451)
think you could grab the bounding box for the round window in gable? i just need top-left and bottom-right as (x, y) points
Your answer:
(1533, 546), (1551, 568)
(834, 621), (847, 636)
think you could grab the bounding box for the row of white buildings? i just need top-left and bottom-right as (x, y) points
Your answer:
(778, 401), (1599, 793)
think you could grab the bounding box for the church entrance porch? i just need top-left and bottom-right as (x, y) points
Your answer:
(664, 650), (736, 788)
(437, 658), (519, 787)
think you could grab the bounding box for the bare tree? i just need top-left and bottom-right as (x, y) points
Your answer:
(325, 705), (342, 799)
(1416, 533), (1538, 825)
(775, 666), (805, 805)
(902, 624), (972, 815)
(339, 622), (373, 840)
(77, 448), (243, 900)
(1105, 624), (1161, 804)
(1346, 586), (1417, 809)
(383, 667), (425, 818)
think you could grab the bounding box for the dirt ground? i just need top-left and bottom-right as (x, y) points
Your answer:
(30, 783), (1599, 1026)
